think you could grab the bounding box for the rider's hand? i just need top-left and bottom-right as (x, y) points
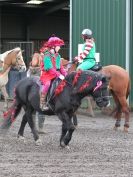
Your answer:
(59, 74), (65, 80)
(78, 58), (83, 63)
(74, 56), (78, 62)
(74, 57), (83, 63)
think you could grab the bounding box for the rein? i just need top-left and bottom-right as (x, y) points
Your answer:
(62, 61), (75, 67)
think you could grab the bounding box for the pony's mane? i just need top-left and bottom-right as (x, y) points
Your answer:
(72, 70), (82, 86)
(55, 80), (67, 96)
(14, 47), (21, 51)
(78, 76), (92, 93)
(0, 50), (13, 62)
(55, 70), (82, 96)
(55, 70), (96, 96)
(0, 47), (21, 62)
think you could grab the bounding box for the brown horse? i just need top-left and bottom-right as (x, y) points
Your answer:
(26, 51), (46, 134)
(62, 59), (130, 132)
(0, 47), (26, 109)
(27, 51), (42, 77)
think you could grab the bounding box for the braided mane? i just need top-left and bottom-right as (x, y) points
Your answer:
(54, 70), (93, 96)
(72, 70), (82, 86)
(55, 70), (82, 96)
(55, 80), (67, 96)
(78, 76), (92, 93)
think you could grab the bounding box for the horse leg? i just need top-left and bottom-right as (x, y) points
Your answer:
(17, 113), (27, 141)
(113, 104), (122, 131)
(109, 91), (119, 116)
(58, 112), (75, 147)
(72, 113), (78, 128)
(60, 122), (68, 147)
(85, 97), (95, 117)
(1, 86), (9, 109)
(117, 96), (130, 132)
(37, 112), (46, 134)
(110, 92), (122, 130)
(26, 108), (41, 145)
(63, 118), (75, 147)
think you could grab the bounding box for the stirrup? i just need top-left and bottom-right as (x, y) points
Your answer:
(40, 103), (49, 111)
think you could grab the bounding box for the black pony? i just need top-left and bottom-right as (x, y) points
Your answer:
(1, 70), (110, 147)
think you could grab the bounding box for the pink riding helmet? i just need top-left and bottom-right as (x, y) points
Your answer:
(46, 35), (65, 48)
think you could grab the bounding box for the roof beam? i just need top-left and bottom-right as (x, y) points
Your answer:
(45, 1), (68, 14)
(0, 0), (29, 2)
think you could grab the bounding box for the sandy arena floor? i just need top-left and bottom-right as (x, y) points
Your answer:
(0, 102), (133, 177)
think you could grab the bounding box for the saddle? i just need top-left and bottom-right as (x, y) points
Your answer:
(29, 66), (41, 75)
(90, 62), (102, 72)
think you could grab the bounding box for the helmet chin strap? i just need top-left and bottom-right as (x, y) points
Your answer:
(54, 48), (57, 53)
(50, 48), (56, 54)
(51, 46), (59, 53)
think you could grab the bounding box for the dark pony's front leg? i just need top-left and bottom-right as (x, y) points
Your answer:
(72, 113), (78, 128)
(58, 112), (76, 147)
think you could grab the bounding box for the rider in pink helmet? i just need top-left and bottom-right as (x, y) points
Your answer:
(46, 36), (64, 48)
(39, 35), (67, 111)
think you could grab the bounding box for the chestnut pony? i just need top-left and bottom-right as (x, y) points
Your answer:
(62, 59), (130, 132)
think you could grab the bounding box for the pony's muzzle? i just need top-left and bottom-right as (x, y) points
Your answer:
(106, 100), (110, 107)
(19, 66), (26, 72)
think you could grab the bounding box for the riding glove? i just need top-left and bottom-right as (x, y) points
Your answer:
(78, 58), (83, 63)
(59, 74), (65, 80)
(74, 57), (83, 63)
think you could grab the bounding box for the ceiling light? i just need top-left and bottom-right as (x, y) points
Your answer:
(27, 0), (44, 4)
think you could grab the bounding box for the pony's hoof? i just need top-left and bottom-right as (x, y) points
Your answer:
(37, 128), (47, 134)
(35, 139), (42, 146)
(60, 141), (70, 150)
(74, 125), (78, 130)
(113, 126), (118, 131)
(17, 135), (26, 142)
(123, 127), (128, 133)
(60, 141), (66, 148)
(65, 145), (70, 150)
(60, 142), (70, 150)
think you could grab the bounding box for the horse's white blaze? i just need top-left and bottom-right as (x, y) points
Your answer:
(16, 50), (26, 72)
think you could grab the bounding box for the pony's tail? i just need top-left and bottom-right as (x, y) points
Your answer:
(126, 79), (130, 99)
(1, 96), (21, 130)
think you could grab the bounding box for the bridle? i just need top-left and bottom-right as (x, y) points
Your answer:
(14, 53), (26, 68)
(93, 85), (111, 103)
